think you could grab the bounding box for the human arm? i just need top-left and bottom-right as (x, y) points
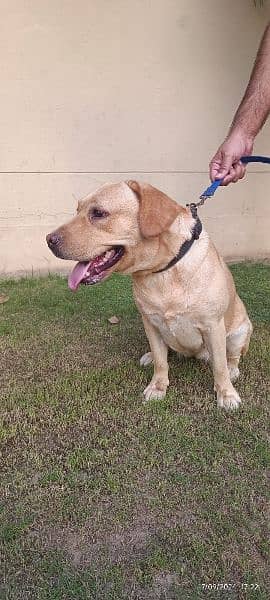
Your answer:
(210, 22), (270, 185)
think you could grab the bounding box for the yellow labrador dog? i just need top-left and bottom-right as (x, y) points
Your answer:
(47, 181), (252, 410)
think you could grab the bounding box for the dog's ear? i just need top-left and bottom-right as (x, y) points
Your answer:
(126, 180), (183, 238)
(77, 200), (84, 214)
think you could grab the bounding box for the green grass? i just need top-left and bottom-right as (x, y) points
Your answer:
(0, 263), (269, 599)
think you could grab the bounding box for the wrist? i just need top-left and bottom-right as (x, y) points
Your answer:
(227, 125), (255, 152)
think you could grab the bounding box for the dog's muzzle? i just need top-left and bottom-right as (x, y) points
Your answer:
(46, 231), (63, 256)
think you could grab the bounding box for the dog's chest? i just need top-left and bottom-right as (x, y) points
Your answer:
(147, 311), (202, 353)
(134, 283), (203, 352)
(151, 311), (198, 339)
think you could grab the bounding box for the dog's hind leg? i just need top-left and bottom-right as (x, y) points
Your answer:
(226, 319), (252, 382)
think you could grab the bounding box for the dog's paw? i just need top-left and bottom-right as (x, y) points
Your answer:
(228, 365), (240, 382)
(216, 387), (241, 411)
(140, 352), (153, 367)
(143, 379), (168, 402)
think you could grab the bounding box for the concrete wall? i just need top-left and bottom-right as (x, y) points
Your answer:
(1, 0), (270, 276)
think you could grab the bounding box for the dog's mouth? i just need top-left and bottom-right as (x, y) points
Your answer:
(68, 246), (125, 291)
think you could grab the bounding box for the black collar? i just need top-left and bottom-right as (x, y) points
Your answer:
(154, 205), (202, 274)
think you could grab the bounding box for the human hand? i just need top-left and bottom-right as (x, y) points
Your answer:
(209, 129), (254, 185)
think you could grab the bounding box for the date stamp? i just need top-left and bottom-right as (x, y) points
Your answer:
(201, 582), (260, 592)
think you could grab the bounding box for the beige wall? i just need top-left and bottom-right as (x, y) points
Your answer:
(1, 0), (270, 276)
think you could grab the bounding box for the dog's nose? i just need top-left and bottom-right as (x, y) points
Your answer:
(46, 232), (62, 248)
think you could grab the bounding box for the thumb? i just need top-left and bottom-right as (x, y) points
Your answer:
(215, 152), (233, 179)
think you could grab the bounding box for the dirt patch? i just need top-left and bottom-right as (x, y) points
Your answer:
(139, 571), (181, 600)
(40, 503), (155, 569)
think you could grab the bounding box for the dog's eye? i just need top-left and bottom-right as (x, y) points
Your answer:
(90, 208), (109, 220)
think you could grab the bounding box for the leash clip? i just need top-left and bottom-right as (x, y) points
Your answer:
(186, 198), (206, 218)
(186, 179), (222, 214)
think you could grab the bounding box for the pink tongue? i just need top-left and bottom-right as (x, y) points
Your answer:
(68, 261), (91, 291)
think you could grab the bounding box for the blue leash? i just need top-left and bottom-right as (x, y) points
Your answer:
(161, 155), (270, 271)
(199, 155), (270, 200)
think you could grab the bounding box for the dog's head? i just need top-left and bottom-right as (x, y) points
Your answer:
(46, 181), (190, 290)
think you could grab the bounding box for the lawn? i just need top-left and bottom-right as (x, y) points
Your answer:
(0, 263), (269, 600)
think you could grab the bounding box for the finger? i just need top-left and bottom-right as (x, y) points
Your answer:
(239, 165), (246, 180)
(214, 152), (234, 180)
(222, 166), (236, 186)
(237, 161), (246, 180)
(209, 157), (222, 182)
(232, 162), (244, 183)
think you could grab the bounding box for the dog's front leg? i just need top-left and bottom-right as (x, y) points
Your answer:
(141, 314), (169, 401)
(204, 319), (241, 410)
